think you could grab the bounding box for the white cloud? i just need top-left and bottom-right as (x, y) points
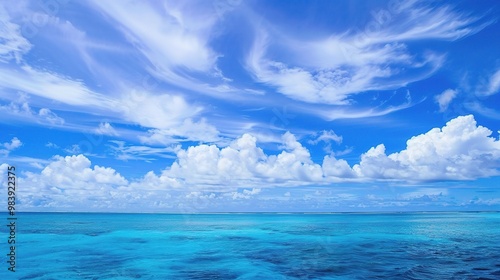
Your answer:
(248, 39), (421, 105)
(95, 122), (118, 136)
(0, 79), (218, 141)
(5, 115), (500, 211)
(120, 91), (201, 129)
(399, 188), (448, 200)
(40, 155), (127, 185)
(0, 48), (116, 107)
(2, 137), (22, 150)
(484, 69), (500, 96)
(120, 91), (220, 142)
(64, 144), (81, 154)
(0, 2), (240, 142)
(364, 2), (487, 42)
(148, 132), (323, 189)
(130, 115), (500, 189)
(108, 140), (178, 161)
(46, 142), (59, 149)
(353, 115), (500, 181)
(322, 155), (356, 179)
(7, 115), (500, 210)
(309, 130), (343, 145)
(85, 0), (252, 100)
(139, 118), (220, 145)
(315, 96), (414, 121)
(0, 68), (219, 143)
(18, 155), (129, 209)
(1, 155), (50, 167)
(38, 108), (65, 125)
(435, 88), (457, 112)
(308, 130), (343, 154)
(0, 137), (22, 156)
(0, 98), (65, 125)
(228, 188), (261, 200)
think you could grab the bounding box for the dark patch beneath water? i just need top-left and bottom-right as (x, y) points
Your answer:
(19, 273), (46, 280)
(247, 250), (288, 265)
(170, 235), (200, 241)
(176, 269), (239, 280)
(129, 238), (148, 243)
(280, 265), (350, 279)
(221, 235), (255, 241)
(85, 231), (110, 236)
(189, 255), (225, 263)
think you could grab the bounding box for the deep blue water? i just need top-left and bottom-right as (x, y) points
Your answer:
(2, 212), (500, 279)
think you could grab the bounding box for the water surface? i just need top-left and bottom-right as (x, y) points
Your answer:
(5, 212), (500, 279)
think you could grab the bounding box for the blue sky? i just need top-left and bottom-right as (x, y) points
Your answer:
(1, 0), (500, 212)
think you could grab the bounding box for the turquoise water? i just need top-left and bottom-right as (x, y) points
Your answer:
(3, 212), (500, 279)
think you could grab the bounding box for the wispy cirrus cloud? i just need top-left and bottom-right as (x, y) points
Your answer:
(435, 89), (458, 112)
(0, 65), (116, 108)
(0, 1), (222, 143)
(108, 140), (178, 161)
(480, 68), (500, 96)
(0, 5), (31, 63)
(90, 1), (218, 72)
(246, 1), (489, 107)
(87, 0), (235, 96)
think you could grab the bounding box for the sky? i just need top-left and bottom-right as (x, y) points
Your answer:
(1, 0), (500, 212)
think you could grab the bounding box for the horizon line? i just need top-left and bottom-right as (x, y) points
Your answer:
(6, 210), (500, 215)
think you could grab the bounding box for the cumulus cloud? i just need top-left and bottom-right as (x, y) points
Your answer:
(353, 115), (500, 181)
(435, 89), (457, 112)
(322, 155), (356, 179)
(0, 137), (22, 156)
(2, 137), (22, 150)
(127, 115), (500, 188)
(5, 115), (500, 211)
(227, 188), (262, 200)
(95, 122), (118, 136)
(19, 155), (129, 209)
(146, 132), (323, 189)
(2, 115), (498, 212)
(39, 155), (128, 185)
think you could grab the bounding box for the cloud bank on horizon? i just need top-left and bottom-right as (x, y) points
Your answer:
(1, 0), (499, 212)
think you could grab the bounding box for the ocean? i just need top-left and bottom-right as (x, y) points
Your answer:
(3, 212), (500, 279)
